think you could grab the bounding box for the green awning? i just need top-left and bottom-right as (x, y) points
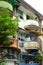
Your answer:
(0, 1), (13, 11)
(7, 0), (18, 7)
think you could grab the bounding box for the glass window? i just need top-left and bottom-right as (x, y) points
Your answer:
(18, 10), (23, 19)
(26, 15), (30, 19)
(30, 33), (37, 41)
(25, 34), (29, 38)
(25, 37), (30, 42)
(0, 49), (17, 59)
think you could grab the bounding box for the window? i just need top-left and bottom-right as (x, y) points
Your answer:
(30, 33), (37, 41)
(25, 34), (29, 38)
(26, 15), (30, 19)
(18, 37), (20, 40)
(25, 37), (30, 42)
(18, 10), (23, 19)
(42, 28), (43, 31)
(26, 15), (34, 20)
(0, 48), (17, 59)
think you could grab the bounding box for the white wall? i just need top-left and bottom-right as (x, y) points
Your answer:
(6, 61), (14, 65)
(23, 13), (26, 20)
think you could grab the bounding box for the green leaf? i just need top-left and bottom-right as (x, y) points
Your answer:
(0, 8), (19, 45)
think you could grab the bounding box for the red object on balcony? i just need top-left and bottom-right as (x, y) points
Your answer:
(10, 38), (18, 48)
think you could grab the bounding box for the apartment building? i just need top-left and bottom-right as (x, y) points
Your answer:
(0, 0), (43, 65)
(17, 0), (43, 65)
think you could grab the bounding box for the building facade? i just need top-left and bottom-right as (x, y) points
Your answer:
(17, 0), (43, 65)
(0, 0), (43, 65)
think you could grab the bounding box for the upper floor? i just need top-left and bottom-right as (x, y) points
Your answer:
(17, 28), (41, 52)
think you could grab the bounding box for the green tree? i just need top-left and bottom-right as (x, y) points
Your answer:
(0, 8), (19, 45)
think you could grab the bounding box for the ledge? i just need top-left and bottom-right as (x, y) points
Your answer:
(0, 59), (18, 62)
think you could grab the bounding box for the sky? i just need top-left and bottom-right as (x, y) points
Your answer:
(24, 0), (43, 15)
(24, 0), (43, 25)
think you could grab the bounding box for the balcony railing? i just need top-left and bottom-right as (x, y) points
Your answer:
(24, 25), (39, 32)
(19, 20), (39, 29)
(24, 41), (40, 50)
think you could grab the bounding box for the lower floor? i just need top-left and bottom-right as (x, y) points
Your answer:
(0, 48), (42, 65)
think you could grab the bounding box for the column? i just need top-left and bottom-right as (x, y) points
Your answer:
(23, 13), (26, 20)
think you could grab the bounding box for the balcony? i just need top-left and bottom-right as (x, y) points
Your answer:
(19, 20), (39, 29)
(24, 25), (43, 36)
(24, 25), (39, 32)
(24, 41), (40, 50)
(19, 20), (43, 36)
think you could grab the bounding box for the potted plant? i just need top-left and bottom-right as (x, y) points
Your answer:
(34, 53), (43, 64)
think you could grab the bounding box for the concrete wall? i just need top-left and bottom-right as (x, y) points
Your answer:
(6, 60), (18, 65)
(6, 61), (14, 65)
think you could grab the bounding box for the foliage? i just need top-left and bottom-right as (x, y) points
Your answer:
(34, 53), (43, 62)
(0, 8), (19, 45)
(0, 50), (7, 65)
(7, 0), (18, 7)
(29, 16), (34, 19)
(0, 0), (18, 7)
